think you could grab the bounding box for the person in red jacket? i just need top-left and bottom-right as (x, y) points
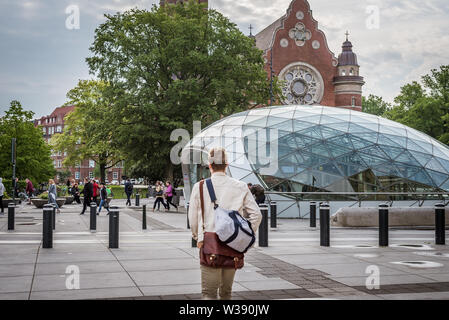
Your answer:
(25, 178), (34, 204)
(92, 179), (100, 204)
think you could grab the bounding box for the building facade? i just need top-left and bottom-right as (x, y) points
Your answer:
(255, 0), (364, 111)
(34, 106), (123, 183)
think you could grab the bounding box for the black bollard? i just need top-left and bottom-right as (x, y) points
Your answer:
(90, 202), (97, 232)
(270, 202), (277, 228)
(319, 203), (330, 247)
(310, 201), (317, 228)
(135, 193), (140, 207)
(142, 205), (147, 230)
(192, 238), (197, 248)
(42, 206), (53, 248)
(435, 203), (446, 245)
(259, 204), (269, 247)
(7, 203), (15, 231)
(109, 207), (119, 249)
(379, 204), (389, 247)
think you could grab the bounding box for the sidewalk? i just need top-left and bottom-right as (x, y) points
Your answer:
(0, 198), (448, 300)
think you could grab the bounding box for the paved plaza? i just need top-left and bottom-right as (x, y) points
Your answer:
(0, 199), (448, 300)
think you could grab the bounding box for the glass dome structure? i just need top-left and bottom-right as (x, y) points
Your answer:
(182, 105), (449, 196)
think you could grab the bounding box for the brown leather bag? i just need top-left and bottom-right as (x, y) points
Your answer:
(198, 180), (244, 269)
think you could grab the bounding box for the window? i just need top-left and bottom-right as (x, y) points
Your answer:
(349, 68), (354, 76)
(89, 160), (95, 168)
(42, 127), (46, 134)
(53, 160), (57, 167)
(57, 160), (62, 168)
(113, 172), (118, 180)
(75, 172), (80, 179)
(341, 70), (346, 76)
(64, 152), (67, 157)
(89, 172), (93, 179)
(75, 161), (80, 168)
(56, 125), (62, 133)
(352, 97), (356, 106)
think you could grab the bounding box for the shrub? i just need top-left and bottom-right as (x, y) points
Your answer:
(39, 192), (49, 200)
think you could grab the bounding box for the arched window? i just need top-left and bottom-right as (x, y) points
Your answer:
(349, 68), (354, 76)
(341, 70), (346, 76)
(351, 97), (356, 106)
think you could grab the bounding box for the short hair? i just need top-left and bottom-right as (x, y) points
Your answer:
(208, 147), (228, 172)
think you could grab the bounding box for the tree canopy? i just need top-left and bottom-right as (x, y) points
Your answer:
(363, 65), (449, 146)
(0, 101), (54, 183)
(86, 0), (277, 179)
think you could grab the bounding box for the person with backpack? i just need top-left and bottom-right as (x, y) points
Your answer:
(153, 181), (167, 212)
(124, 179), (133, 206)
(188, 147), (262, 300)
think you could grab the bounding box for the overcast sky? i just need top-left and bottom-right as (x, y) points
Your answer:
(1, 0), (448, 118)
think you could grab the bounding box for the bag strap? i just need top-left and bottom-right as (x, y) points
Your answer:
(199, 180), (205, 230)
(205, 178), (218, 209)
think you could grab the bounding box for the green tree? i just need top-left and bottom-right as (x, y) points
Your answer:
(50, 80), (122, 183)
(0, 101), (54, 184)
(362, 94), (390, 116)
(384, 66), (449, 145)
(86, 0), (278, 180)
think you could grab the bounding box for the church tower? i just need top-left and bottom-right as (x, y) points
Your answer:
(333, 33), (365, 111)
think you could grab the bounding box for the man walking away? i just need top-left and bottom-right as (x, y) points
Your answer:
(125, 179), (133, 206)
(188, 147), (262, 300)
(98, 183), (110, 215)
(80, 178), (93, 215)
(25, 178), (34, 204)
(0, 178), (5, 214)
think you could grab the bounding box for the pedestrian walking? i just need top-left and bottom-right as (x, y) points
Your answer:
(98, 183), (110, 215)
(124, 178), (133, 206)
(153, 181), (168, 212)
(80, 178), (93, 215)
(165, 181), (178, 212)
(25, 178), (34, 204)
(92, 179), (100, 204)
(0, 178), (5, 214)
(48, 179), (61, 214)
(188, 147), (262, 300)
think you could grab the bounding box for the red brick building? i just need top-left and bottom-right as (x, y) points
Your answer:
(255, 0), (364, 111)
(34, 106), (123, 184)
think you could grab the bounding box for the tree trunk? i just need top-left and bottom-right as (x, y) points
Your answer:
(165, 162), (174, 183)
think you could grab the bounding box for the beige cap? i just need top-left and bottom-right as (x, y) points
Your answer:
(208, 147), (228, 165)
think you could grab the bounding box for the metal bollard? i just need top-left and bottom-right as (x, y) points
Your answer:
(270, 202), (277, 228)
(435, 203), (446, 245)
(310, 201), (317, 228)
(109, 207), (119, 248)
(143, 205), (147, 230)
(192, 238), (197, 248)
(135, 193), (140, 207)
(8, 203), (15, 230)
(42, 206), (53, 248)
(259, 204), (269, 247)
(379, 204), (389, 247)
(90, 202), (97, 232)
(319, 203), (330, 247)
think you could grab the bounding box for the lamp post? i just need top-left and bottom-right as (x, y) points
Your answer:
(11, 138), (16, 206)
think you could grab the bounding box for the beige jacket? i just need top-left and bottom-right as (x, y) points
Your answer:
(188, 172), (262, 243)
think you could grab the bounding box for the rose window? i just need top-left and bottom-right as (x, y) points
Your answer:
(279, 63), (324, 105)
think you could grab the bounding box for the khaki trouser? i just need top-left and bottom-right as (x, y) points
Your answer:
(200, 265), (236, 300)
